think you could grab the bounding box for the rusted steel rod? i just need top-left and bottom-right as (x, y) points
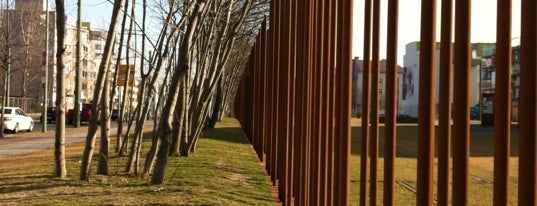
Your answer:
(452, 0), (471, 204)
(438, 0), (452, 205)
(417, 0), (437, 205)
(370, 0), (381, 204)
(493, 0), (512, 205)
(518, 0), (537, 205)
(360, 0), (372, 205)
(310, 0), (321, 204)
(338, 0), (353, 204)
(384, 0), (398, 205)
(270, 0), (280, 187)
(234, 0), (353, 203)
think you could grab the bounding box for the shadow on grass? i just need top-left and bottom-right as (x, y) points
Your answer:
(202, 127), (250, 145)
(351, 124), (520, 158)
(0, 178), (83, 194)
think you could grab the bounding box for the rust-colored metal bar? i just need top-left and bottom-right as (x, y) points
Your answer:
(332, 0), (353, 205)
(360, 0), (372, 205)
(293, 1), (306, 204)
(370, 0), (381, 204)
(329, 0), (338, 204)
(493, 0), (512, 205)
(452, 0), (471, 204)
(261, 18), (268, 163)
(310, 0), (322, 204)
(384, 0), (398, 205)
(286, 1), (296, 204)
(271, 0), (280, 187)
(318, 0), (329, 204)
(518, 0), (537, 205)
(417, 0), (436, 205)
(438, 0), (452, 205)
(264, 1), (273, 179)
(265, 25), (273, 178)
(303, 1), (313, 203)
(277, 0), (292, 202)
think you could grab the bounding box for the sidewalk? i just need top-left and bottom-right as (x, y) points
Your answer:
(0, 121), (154, 158)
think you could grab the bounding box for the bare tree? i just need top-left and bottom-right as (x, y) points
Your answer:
(80, 0), (126, 181)
(98, 68), (112, 175)
(150, 0), (208, 185)
(54, 0), (67, 179)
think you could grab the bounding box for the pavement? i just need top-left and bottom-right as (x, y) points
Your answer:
(0, 120), (154, 159)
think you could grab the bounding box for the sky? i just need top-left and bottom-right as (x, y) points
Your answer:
(64, 0), (522, 66)
(352, 0), (522, 65)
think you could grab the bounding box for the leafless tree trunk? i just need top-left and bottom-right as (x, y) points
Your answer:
(98, 68), (111, 175)
(115, 0), (130, 153)
(80, 0), (126, 181)
(54, 0), (67, 179)
(150, 0), (207, 185)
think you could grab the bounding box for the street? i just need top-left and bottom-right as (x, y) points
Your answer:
(0, 120), (154, 158)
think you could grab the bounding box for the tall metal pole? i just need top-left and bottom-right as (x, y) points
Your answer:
(5, 0), (9, 108)
(74, 0), (82, 127)
(493, 0), (512, 204)
(518, 0), (537, 204)
(417, 0), (437, 205)
(42, 0), (49, 132)
(452, 0), (471, 204)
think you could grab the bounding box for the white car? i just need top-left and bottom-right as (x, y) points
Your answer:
(2, 107), (34, 133)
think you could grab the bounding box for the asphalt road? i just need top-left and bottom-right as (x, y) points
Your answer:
(0, 121), (154, 159)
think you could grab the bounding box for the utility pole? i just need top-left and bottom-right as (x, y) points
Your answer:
(5, 0), (9, 108)
(74, 0), (81, 127)
(42, 0), (49, 132)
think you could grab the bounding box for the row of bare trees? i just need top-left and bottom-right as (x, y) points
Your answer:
(49, 0), (268, 184)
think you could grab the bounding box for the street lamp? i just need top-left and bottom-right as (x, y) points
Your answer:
(42, 0), (49, 132)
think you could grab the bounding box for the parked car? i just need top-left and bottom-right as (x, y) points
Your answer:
(111, 109), (119, 121)
(40, 107), (57, 123)
(66, 103), (93, 125)
(2, 107), (34, 133)
(470, 106), (480, 120)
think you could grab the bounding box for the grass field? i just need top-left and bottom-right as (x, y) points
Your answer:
(0, 118), (520, 205)
(0, 118), (275, 205)
(348, 118), (520, 205)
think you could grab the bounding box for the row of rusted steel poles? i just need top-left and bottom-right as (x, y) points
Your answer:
(234, 0), (353, 205)
(360, 0), (400, 205)
(358, 0), (537, 205)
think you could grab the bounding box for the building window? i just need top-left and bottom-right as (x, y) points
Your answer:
(82, 83), (87, 90)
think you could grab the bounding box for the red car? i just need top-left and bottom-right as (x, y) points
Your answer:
(66, 104), (92, 125)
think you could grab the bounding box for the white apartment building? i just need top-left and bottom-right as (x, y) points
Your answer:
(400, 41), (494, 118)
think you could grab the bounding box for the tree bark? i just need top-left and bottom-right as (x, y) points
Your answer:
(150, 0), (207, 185)
(80, 0), (126, 181)
(115, 0), (130, 153)
(207, 77), (223, 129)
(54, 0), (67, 179)
(98, 68), (111, 175)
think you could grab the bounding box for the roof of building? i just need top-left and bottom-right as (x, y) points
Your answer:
(353, 59), (404, 73)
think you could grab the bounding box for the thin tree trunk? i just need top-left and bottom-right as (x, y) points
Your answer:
(54, 0), (67, 179)
(98, 69), (111, 175)
(150, 0), (207, 185)
(207, 77), (223, 129)
(115, 0), (130, 153)
(80, 0), (125, 181)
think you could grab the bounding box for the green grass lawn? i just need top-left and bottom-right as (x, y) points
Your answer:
(0, 118), (275, 205)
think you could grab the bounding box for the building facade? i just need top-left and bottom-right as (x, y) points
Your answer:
(1, 0), (121, 112)
(400, 41), (495, 118)
(352, 58), (404, 118)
